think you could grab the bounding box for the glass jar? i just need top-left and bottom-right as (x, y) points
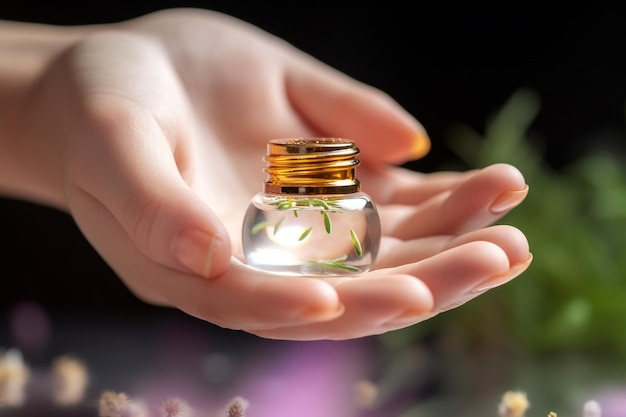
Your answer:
(241, 138), (381, 276)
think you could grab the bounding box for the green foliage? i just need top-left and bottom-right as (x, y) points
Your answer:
(384, 89), (626, 356)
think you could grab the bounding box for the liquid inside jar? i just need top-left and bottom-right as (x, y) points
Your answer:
(242, 193), (381, 275)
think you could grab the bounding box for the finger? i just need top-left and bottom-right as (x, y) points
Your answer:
(69, 191), (345, 330)
(66, 96), (231, 278)
(359, 165), (474, 205)
(252, 274), (435, 340)
(396, 241), (522, 312)
(285, 61), (430, 165)
(444, 224), (530, 264)
(375, 224), (531, 269)
(380, 163), (528, 238)
(252, 240), (529, 340)
(163, 260), (345, 330)
(56, 33), (233, 278)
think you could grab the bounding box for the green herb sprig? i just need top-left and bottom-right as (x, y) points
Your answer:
(307, 255), (360, 272)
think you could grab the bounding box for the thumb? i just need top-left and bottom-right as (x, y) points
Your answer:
(66, 99), (231, 279)
(285, 62), (431, 165)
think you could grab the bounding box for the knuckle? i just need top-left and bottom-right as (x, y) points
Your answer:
(123, 189), (163, 256)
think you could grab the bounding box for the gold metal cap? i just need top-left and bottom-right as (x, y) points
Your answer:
(263, 138), (361, 195)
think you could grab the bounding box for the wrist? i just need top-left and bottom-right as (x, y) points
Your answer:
(0, 20), (88, 208)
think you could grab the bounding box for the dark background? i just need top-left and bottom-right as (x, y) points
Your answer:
(1, 5), (626, 317)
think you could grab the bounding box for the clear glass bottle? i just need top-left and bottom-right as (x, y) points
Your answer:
(242, 138), (381, 276)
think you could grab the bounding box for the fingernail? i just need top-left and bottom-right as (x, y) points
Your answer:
(385, 309), (435, 327)
(471, 253), (533, 293)
(298, 303), (345, 322)
(407, 132), (431, 160)
(490, 185), (529, 214)
(171, 229), (218, 278)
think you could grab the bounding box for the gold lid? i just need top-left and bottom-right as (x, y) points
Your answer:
(263, 138), (361, 194)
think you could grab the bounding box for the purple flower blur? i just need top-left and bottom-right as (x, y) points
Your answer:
(236, 339), (373, 417)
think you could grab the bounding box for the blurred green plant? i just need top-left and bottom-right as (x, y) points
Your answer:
(381, 88), (626, 357)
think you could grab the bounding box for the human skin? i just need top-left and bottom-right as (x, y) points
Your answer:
(0, 8), (531, 340)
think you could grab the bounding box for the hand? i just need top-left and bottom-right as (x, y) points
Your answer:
(18, 9), (530, 340)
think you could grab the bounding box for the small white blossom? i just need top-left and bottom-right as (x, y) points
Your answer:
(52, 355), (89, 405)
(583, 399), (602, 417)
(0, 348), (29, 407)
(498, 390), (530, 417)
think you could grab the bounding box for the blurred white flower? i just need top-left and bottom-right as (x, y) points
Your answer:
(0, 348), (29, 407)
(52, 355), (89, 405)
(498, 390), (530, 417)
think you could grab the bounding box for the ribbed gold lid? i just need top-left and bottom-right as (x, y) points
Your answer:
(263, 138), (361, 194)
